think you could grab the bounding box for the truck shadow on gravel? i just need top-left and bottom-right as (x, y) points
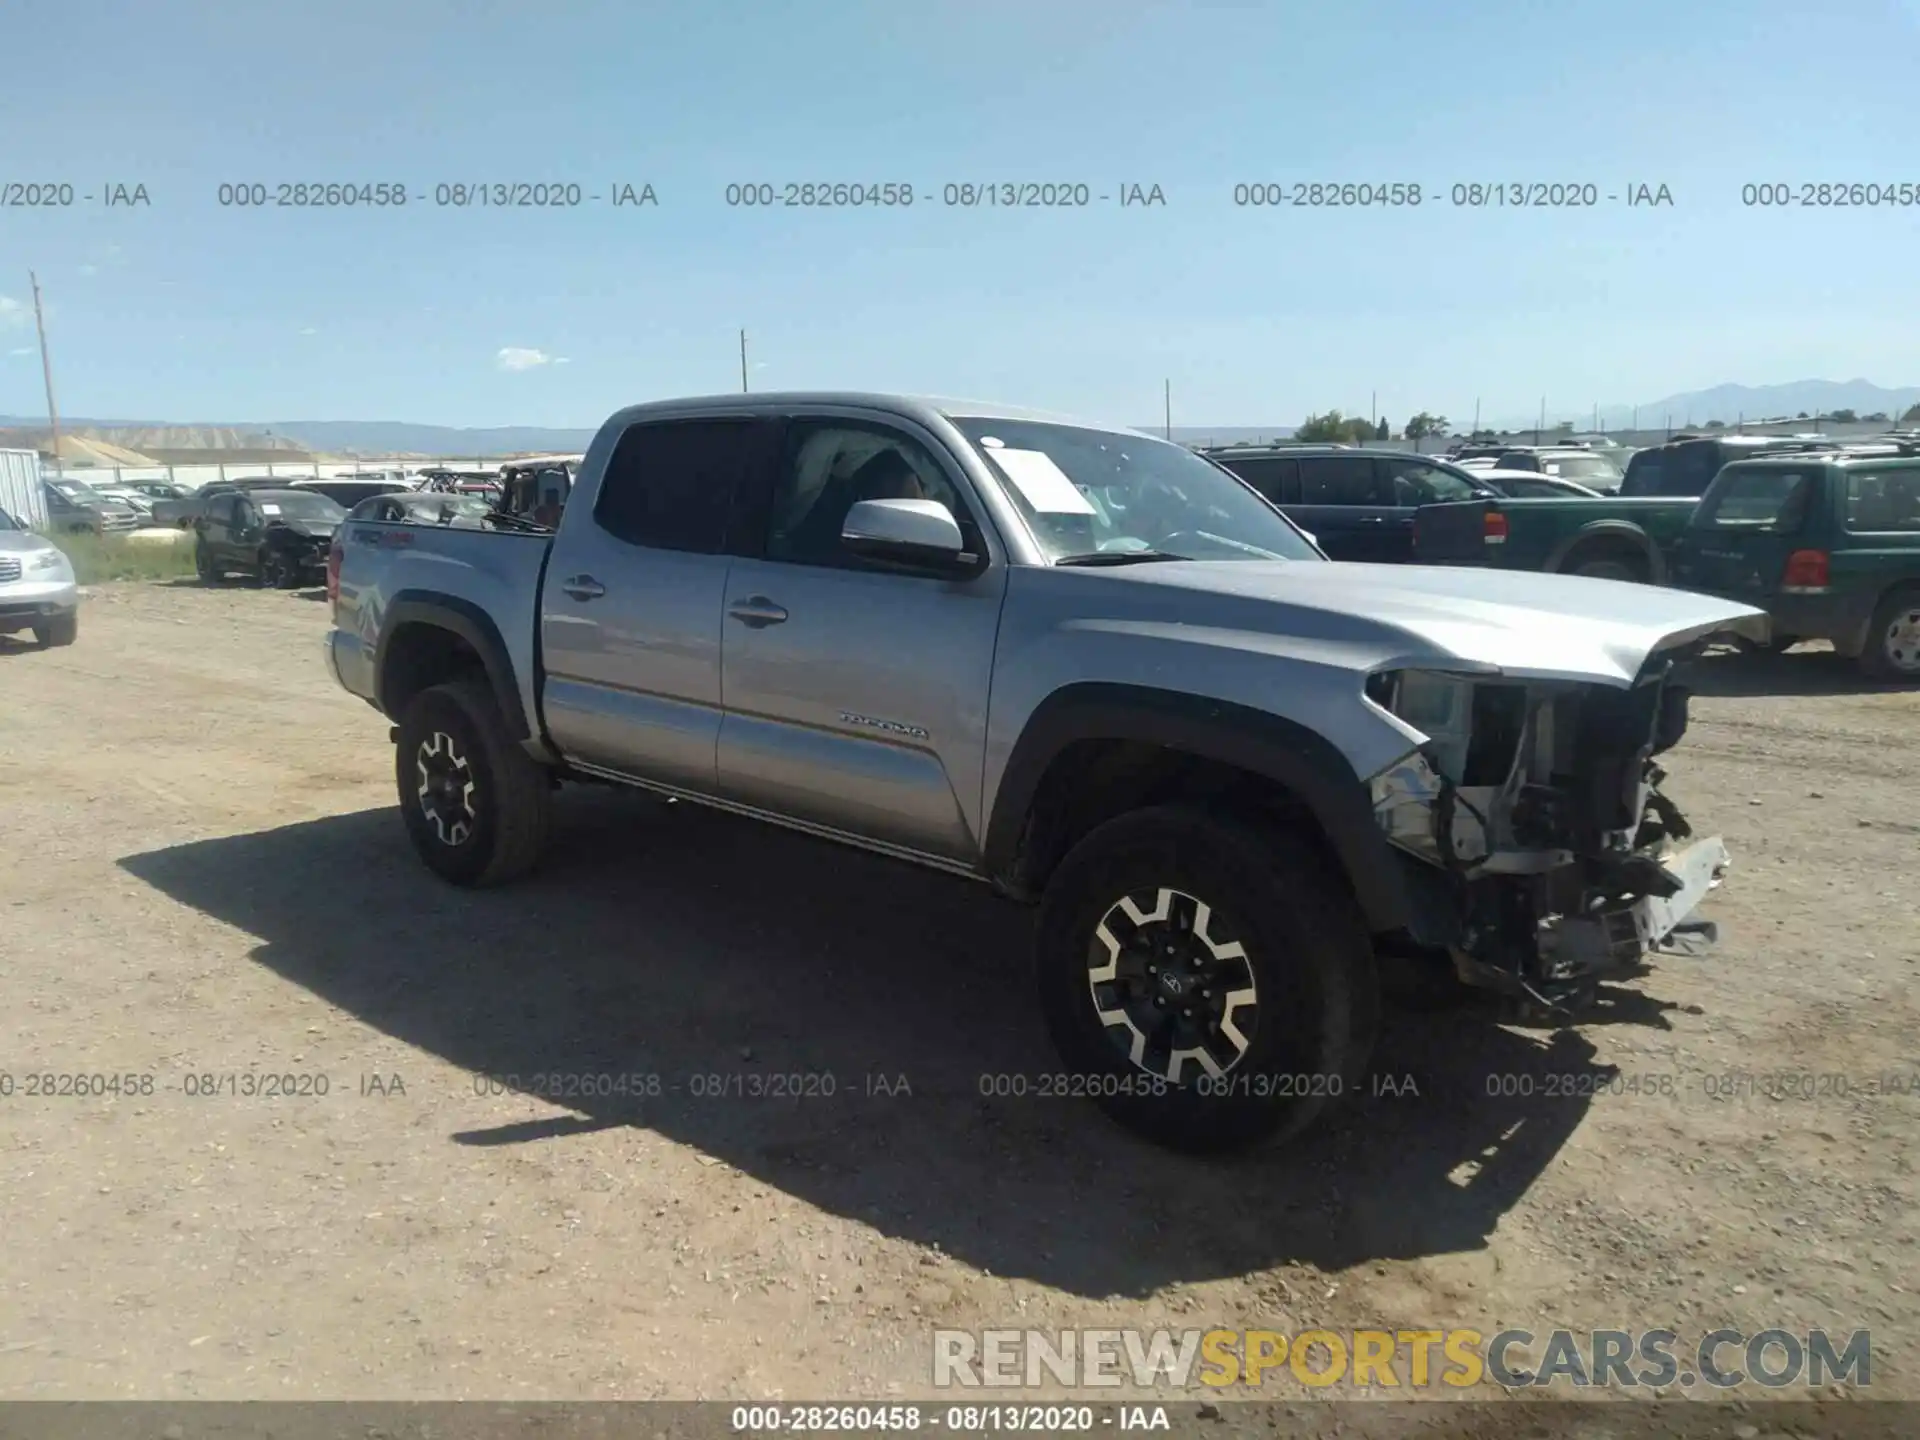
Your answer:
(120, 793), (1653, 1297)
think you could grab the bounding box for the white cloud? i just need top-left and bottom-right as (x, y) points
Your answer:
(78, 264), (98, 276)
(299, 327), (317, 335)
(496, 346), (555, 372)
(0, 296), (25, 328)
(9, 346), (33, 357)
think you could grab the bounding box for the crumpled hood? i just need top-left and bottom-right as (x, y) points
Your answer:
(1061, 559), (1768, 686)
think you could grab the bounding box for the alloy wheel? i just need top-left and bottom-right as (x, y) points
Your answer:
(1086, 886), (1259, 1083)
(415, 731), (478, 845)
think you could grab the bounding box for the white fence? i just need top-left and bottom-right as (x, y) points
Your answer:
(43, 458), (510, 491)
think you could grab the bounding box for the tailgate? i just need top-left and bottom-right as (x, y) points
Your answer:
(1413, 499), (1496, 565)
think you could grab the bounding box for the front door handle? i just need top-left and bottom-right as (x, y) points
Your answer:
(562, 574), (606, 601)
(728, 595), (789, 628)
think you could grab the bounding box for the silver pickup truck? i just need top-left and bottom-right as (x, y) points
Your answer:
(325, 392), (1765, 1152)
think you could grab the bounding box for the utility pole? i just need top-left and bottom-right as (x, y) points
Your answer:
(30, 271), (61, 481)
(1535, 396), (1545, 445)
(1163, 379), (1171, 441)
(739, 330), (749, 393)
(1472, 397), (1481, 435)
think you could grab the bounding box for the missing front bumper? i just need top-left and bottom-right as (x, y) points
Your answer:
(1535, 834), (1730, 978)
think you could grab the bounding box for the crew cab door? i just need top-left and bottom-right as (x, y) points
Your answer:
(538, 416), (776, 792)
(714, 414), (1007, 862)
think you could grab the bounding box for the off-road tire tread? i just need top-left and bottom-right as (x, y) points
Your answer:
(397, 680), (551, 886)
(1035, 803), (1378, 1154)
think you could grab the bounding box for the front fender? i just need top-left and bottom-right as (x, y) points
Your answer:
(983, 681), (1453, 939)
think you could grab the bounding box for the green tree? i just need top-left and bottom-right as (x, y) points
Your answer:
(1903, 402), (1920, 424)
(1830, 408), (1858, 423)
(1405, 411), (1450, 440)
(1295, 410), (1352, 442)
(1374, 417), (1391, 441)
(1705, 419), (1726, 430)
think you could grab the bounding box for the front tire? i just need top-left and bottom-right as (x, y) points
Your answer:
(1861, 586), (1920, 683)
(1035, 805), (1378, 1153)
(194, 541), (222, 585)
(31, 612), (78, 648)
(395, 680), (552, 886)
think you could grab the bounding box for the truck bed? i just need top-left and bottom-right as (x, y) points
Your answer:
(1415, 494), (1702, 574)
(326, 518), (555, 741)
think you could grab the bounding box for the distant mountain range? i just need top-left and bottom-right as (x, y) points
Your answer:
(1572, 380), (1920, 432)
(6, 379), (1916, 455)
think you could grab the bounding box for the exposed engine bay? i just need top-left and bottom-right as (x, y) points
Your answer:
(1365, 653), (1728, 1011)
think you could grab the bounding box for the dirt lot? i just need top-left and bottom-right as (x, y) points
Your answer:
(1, 580), (1916, 1405)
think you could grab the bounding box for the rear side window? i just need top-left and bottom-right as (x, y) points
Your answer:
(594, 419), (762, 552)
(1298, 456), (1385, 505)
(1695, 468), (1815, 531)
(1217, 455), (1299, 503)
(1843, 469), (1920, 532)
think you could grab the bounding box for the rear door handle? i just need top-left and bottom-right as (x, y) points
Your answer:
(728, 595), (789, 628)
(562, 574), (606, 601)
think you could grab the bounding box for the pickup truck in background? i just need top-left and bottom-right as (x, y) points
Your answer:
(326, 391), (1764, 1153)
(1411, 493), (1705, 582)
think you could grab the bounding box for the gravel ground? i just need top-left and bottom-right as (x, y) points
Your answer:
(1, 580), (1915, 1407)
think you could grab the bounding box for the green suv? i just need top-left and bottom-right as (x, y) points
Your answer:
(1667, 449), (1920, 680)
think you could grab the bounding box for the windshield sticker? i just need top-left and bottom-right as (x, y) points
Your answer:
(992, 447), (1097, 515)
(259, 503), (281, 515)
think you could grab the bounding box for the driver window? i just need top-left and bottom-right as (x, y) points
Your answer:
(766, 421), (973, 568)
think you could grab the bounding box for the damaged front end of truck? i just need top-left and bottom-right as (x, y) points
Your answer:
(1364, 645), (1739, 1013)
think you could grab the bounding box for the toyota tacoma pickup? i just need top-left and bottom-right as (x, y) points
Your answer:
(325, 392), (1766, 1152)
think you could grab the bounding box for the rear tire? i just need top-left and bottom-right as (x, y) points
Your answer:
(1860, 585), (1920, 683)
(1568, 555), (1645, 583)
(31, 612), (78, 648)
(395, 680), (552, 886)
(1034, 805), (1378, 1153)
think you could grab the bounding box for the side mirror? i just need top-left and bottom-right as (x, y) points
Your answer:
(841, 498), (971, 569)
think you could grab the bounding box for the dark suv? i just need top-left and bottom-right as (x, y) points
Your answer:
(1618, 435), (1847, 499)
(1201, 445), (1493, 563)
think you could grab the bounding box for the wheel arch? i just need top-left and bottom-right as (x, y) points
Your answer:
(375, 594), (530, 740)
(984, 682), (1449, 939)
(1547, 521), (1666, 582)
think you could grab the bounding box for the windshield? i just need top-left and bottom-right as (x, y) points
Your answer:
(950, 418), (1321, 563)
(52, 480), (103, 502)
(1695, 469), (1815, 531)
(256, 492), (346, 522)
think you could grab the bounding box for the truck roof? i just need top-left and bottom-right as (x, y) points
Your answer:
(602, 391), (1155, 438)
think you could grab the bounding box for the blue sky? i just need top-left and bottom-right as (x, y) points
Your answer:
(1, 0), (1917, 429)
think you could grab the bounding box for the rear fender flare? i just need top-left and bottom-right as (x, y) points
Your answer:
(375, 593), (530, 740)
